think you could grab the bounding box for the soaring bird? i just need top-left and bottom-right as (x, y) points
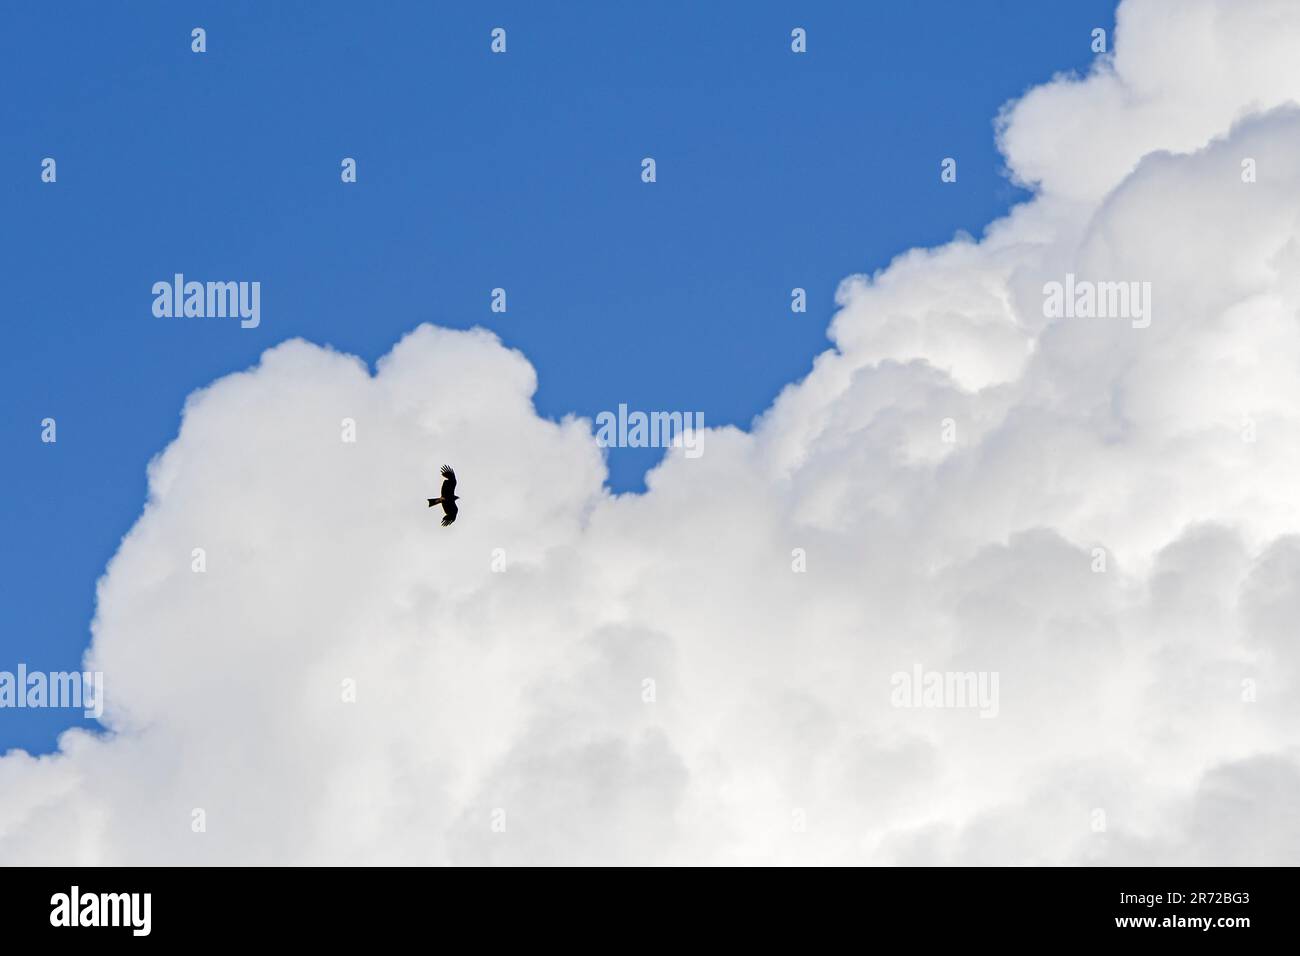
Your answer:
(427, 465), (460, 526)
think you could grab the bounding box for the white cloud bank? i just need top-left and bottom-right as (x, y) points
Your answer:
(5, 0), (1300, 865)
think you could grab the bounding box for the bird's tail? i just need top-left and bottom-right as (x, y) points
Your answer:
(427, 498), (442, 507)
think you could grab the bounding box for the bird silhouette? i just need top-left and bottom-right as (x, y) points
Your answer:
(427, 464), (459, 526)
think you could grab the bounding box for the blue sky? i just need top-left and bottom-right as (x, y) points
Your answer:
(0, 0), (1116, 754)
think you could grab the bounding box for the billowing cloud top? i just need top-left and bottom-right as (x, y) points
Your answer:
(4, 0), (1300, 865)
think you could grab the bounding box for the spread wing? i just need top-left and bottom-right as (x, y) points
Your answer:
(440, 464), (457, 498)
(440, 500), (458, 526)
